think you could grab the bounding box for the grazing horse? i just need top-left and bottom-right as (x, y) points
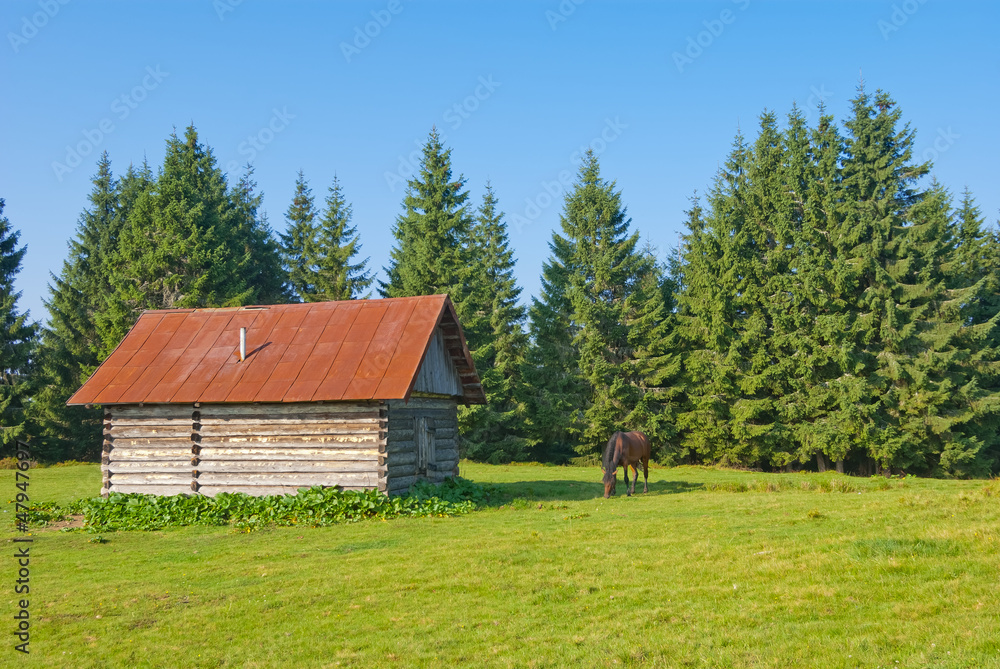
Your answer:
(602, 431), (651, 498)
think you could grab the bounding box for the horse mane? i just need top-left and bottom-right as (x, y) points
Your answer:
(603, 432), (621, 472)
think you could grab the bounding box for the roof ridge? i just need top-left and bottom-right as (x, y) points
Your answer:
(138, 294), (451, 316)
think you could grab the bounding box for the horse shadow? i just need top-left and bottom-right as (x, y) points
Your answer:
(484, 479), (704, 503)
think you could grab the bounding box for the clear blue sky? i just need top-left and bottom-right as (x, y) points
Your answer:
(3, 0), (998, 322)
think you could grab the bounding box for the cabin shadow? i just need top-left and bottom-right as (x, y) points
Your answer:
(484, 479), (705, 502)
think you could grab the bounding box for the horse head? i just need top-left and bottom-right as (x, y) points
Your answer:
(602, 432), (621, 498)
(602, 467), (617, 498)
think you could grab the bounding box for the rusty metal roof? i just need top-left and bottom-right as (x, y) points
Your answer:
(67, 295), (485, 406)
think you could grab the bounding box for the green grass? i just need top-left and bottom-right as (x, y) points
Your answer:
(16, 462), (99, 505)
(5, 462), (1000, 667)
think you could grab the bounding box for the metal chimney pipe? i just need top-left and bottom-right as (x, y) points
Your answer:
(239, 327), (246, 362)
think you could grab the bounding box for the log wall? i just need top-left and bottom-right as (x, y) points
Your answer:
(384, 396), (460, 496)
(103, 402), (387, 497)
(102, 405), (194, 496)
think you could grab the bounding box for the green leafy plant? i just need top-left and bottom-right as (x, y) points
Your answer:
(16, 500), (74, 525)
(408, 476), (497, 505)
(19, 478), (493, 533)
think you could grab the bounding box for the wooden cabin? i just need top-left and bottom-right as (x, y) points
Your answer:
(67, 295), (485, 497)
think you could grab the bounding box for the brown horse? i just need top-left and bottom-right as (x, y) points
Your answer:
(602, 431), (651, 498)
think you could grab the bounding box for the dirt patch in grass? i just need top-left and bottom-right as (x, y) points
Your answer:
(44, 514), (85, 531)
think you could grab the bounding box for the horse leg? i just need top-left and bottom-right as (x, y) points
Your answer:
(642, 457), (649, 493)
(629, 464), (637, 496)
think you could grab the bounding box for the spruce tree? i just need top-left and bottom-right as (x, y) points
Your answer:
(900, 182), (1000, 475)
(30, 155), (128, 460)
(523, 152), (676, 460)
(280, 170), (319, 301)
(785, 106), (855, 473)
(952, 192), (1000, 423)
(116, 160), (155, 225)
(889, 183), (965, 472)
(675, 136), (750, 465)
(953, 188), (994, 300)
(676, 114), (851, 471)
(960, 196), (1000, 470)
(381, 128), (470, 309)
(312, 176), (372, 301)
(625, 247), (682, 457)
(672, 195), (731, 462)
(97, 125), (261, 353)
(281, 172), (372, 303)
(839, 88), (931, 473)
(522, 234), (586, 462)
(231, 165), (289, 304)
(561, 152), (673, 456)
(459, 184), (529, 463)
(726, 111), (800, 468)
(0, 199), (37, 454)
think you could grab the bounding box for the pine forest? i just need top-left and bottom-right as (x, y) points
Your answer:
(4, 89), (999, 477)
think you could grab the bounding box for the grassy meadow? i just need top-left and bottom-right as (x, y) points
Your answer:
(5, 462), (1000, 668)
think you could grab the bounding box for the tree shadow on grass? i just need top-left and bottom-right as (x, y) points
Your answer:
(485, 479), (705, 502)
